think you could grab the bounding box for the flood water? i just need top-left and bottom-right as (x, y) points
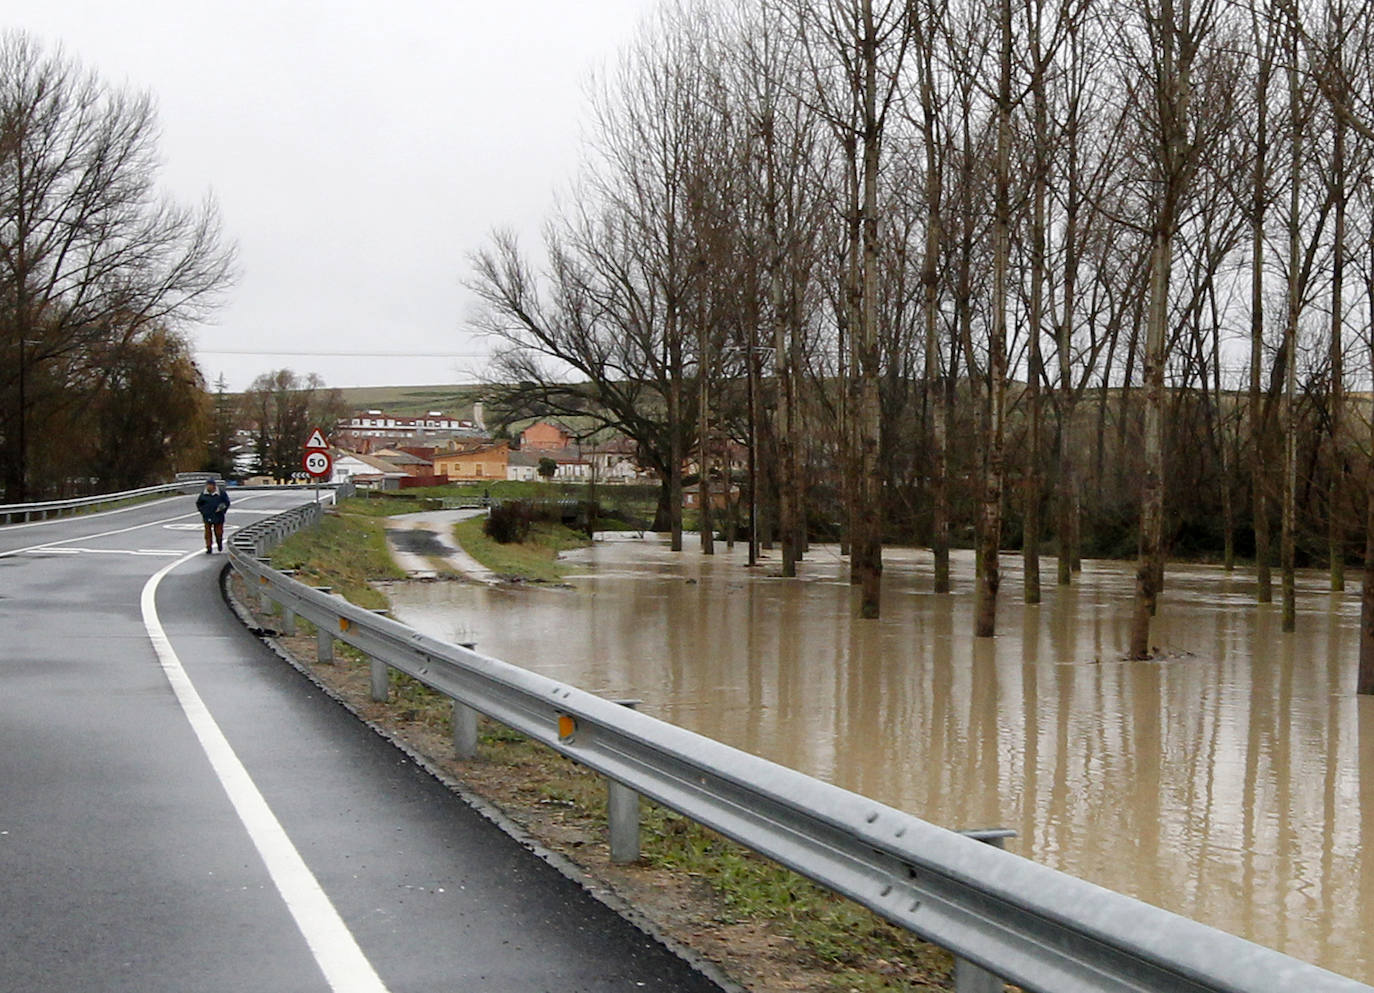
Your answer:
(380, 537), (1374, 983)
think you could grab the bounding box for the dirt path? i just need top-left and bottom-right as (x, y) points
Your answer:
(382, 509), (500, 582)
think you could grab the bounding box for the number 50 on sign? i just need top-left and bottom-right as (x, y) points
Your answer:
(303, 449), (332, 478)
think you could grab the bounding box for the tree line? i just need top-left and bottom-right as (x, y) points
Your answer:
(469, 0), (1374, 687)
(0, 32), (237, 501)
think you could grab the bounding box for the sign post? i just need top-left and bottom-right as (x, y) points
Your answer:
(303, 428), (332, 504)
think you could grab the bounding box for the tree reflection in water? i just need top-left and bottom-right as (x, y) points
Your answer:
(381, 539), (1371, 981)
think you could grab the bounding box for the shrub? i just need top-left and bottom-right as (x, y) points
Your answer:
(484, 499), (534, 544)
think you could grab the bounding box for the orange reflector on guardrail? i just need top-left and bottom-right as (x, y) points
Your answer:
(339, 617), (351, 633)
(558, 714), (576, 740)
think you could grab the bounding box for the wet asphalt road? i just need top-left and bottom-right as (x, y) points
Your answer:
(0, 492), (725, 993)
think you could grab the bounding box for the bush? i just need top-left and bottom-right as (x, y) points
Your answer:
(485, 500), (534, 544)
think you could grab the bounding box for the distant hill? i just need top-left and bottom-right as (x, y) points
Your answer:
(331, 384), (487, 418)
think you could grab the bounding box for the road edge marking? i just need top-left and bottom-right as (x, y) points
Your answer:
(141, 552), (390, 993)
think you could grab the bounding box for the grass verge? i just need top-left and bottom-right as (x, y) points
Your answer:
(452, 515), (588, 583)
(266, 499), (405, 609)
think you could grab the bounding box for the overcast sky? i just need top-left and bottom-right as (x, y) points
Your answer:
(10, 0), (658, 391)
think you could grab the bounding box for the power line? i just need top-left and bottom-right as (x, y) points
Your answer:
(198, 348), (490, 358)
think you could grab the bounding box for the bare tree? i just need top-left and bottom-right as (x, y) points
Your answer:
(790, 0), (912, 617)
(735, 4), (827, 576)
(1120, 0), (1230, 660)
(974, 0), (1014, 637)
(242, 370), (345, 483)
(1281, 2), (1306, 632)
(0, 32), (235, 499)
(911, 0), (953, 592)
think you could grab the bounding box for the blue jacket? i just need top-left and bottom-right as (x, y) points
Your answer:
(196, 487), (230, 524)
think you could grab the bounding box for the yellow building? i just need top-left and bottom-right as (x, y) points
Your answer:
(431, 441), (509, 482)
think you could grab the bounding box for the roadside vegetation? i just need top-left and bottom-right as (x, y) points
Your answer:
(454, 514), (585, 583)
(266, 497), (409, 609)
(243, 505), (955, 992)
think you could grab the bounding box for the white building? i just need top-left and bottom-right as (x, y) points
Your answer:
(335, 407), (488, 452)
(329, 450), (409, 489)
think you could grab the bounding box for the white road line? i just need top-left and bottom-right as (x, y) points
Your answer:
(0, 494), (185, 531)
(0, 512), (195, 557)
(141, 553), (390, 993)
(28, 547), (187, 557)
(1, 494), (267, 558)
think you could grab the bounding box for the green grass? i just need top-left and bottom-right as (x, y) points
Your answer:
(643, 809), (949, 986)
(344, 493), (442, 515)
(467, 725), (951, 991)
(329, 384), (485, 417)
(347, 480), (662, 532)
(452, 515), (587, 582)
(267, 502), (404, 609)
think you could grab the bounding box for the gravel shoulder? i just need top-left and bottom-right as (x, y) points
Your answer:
(225, 572), (899, 992)
(224, 565), (958, 993)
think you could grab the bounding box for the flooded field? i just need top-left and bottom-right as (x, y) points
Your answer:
(381, 537), (1374, 982)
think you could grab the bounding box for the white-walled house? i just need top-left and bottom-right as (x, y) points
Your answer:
(329, 450), (408, 489)
(506, 450), (541, 482)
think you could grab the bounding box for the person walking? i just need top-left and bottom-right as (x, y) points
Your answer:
(196, 479), (231, 553)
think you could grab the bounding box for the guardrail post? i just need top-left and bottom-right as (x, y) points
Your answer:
(607, 699), (643, 865)
(281, 606), (297, 636)
(954, 958), (1002, 993)
(316, 626), (334, 663)
(452, 701), (478, 760)
(955, 831), (1012, 993)
(370, 657), (389, 702)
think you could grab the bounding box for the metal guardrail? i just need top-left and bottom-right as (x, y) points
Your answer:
(228, 505), (1372, 993)
(0, 480), (353, 526)
(0, 481), (202, 524)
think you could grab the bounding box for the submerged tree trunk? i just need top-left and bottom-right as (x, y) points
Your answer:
(1130, 233), (1170, 659)
(1022, 0), (1050, 606)
(1210, 283), (1235, 571)
(975, 0), (1012, 638)
(1329, 107), (1347, 592)
(699, 315), (714, 555)
(918, 23), (949, 594)
(1280, 23), (1301, 633)
(1361, 239), (1374, 694)
(843, 138), (861, 579)
(670, 332), (685, 553)
(1250, 10), (1274, 604)
(853, 0), (885, 618)
(773, 284), (797, 577)
(1361, 498), (1374, 694)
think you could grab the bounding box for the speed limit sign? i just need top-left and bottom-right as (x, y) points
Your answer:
(303, 449), (332, 479)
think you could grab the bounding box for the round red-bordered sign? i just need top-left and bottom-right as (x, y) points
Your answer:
(303, 449), (332, 478)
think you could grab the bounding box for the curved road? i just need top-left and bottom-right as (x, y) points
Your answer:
(0, 491), (725, 993)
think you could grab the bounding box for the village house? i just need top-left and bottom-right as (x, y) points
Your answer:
(370, 447), (452, 489)
(519, 420), (574, 451)
(334, 403), (488, 453)
(544, 448), (592, 482)
(329, 449), (410, 489)
(371, 448), (434, 476)
(582, 436), (651, 484)
(683, 482), (741, 511)
(514, 426), (650, 484)
(506, 449), (542, 482)
(432, 440), (509, 482)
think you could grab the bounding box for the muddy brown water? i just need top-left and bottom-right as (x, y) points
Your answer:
(379, 536), (1374, 983)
